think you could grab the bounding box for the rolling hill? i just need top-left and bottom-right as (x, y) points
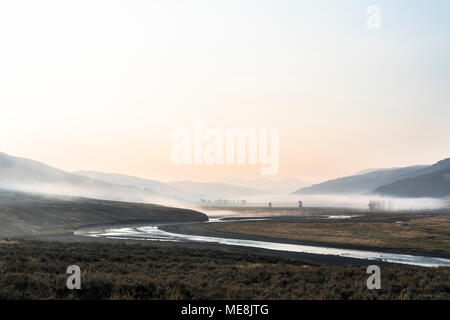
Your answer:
(0, 189), (207, 238)
(292, 165), (427, 195)
(74, 170), (185, 199)
(293, 158), (450, 198)
(0, 152), (267, 203)
(76, 171), (264, 201)
(0, 152), (157, 203)
(374, 159), (450, 198)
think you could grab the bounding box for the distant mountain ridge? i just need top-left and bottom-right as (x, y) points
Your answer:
(75, 171), (264, 200)
(166, 181), (263, 198)
(374, 159), (450, 198)
(293, 158), (450, 198)
(0, 152), (156, 202)
(219, 178), (309, 194)
(74, 170), (183, 199)
(293, 165), (427, 195)
(4, 152), (449, 201)
(0, 152), (271, 203)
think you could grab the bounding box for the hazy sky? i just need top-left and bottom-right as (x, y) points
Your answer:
(1, 0), (449, 183)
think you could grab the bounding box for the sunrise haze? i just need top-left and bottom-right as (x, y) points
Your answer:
(1, 0), (449, 183)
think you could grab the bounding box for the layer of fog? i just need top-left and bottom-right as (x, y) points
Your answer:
(1, 183), (448, 218)
(245, 194), (448, 210)
(0, 182), (185, 207)
(199, 194), (449, 217)
(2, 152), (448, 216)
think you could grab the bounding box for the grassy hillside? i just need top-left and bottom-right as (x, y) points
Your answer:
(0, 190), (207, 238)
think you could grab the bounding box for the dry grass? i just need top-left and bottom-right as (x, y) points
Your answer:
(202, 215), (450, 254)
(0, 240), (18, 245)
(0, 240), (449, 300)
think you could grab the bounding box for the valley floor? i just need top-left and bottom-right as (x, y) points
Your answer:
(0, 240), (449, 300)
(198, 213), (450, 258)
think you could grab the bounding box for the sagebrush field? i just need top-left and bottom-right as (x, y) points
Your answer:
(1, 240), (449, 300)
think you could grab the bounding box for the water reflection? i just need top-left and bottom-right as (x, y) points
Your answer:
(86, 223), (450, 268)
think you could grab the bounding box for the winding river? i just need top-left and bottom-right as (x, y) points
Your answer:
(80, 216), (450, 268)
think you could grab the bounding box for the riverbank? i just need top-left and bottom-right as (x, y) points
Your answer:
(60, 213), (450, 267)
(30, 229), (378, 267)
(184, 213), (450, 259)
(15, 207), (450, 267)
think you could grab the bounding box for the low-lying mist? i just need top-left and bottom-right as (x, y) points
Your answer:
(199, 194), (449, 217)
(1, 182), (448, 219)
(256, 194), (446, 209)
